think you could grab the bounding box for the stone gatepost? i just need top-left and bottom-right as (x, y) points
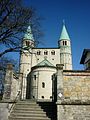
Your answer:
(3, 64), (13, 101)
(56, 64), (64, 120)
(56, 64), (64, 101)
(18, 73), (23, 100)
(0, 103), (8, 120)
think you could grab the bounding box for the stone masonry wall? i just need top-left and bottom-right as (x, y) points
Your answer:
(10, 74), (19, 100)
(57, 105), (90, 120)
(3, 64), (20, 101)
(63, 70), (90, 100)
(57, 69), (90, 120)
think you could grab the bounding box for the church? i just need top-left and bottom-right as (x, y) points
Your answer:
(2, 22), (90, 120)
(20, 23), (72, 100)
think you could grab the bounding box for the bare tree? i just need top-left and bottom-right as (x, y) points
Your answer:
(0, 0), (43, 57)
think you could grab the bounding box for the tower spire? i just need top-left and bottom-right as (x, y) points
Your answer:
(24, 25), (34, 41)
(23, 25), (35, 49)
(59, 21), (70, 40)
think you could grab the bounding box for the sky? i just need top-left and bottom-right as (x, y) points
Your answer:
(22, 0), (90, 70)
(8, 0), (90, 70)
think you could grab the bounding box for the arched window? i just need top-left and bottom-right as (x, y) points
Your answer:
(42, 96), (44, 99)
(33, 96), (35, 98)
(37, 51), (41, 55)
(34, 75), (36, 80)
(44, 51), (48, 55)
(26, 41), (30, 47)
(63, 41), (64, 46)
(51, 50), (55, 55)
(50, 96), (52, 99)
(65, 41), (67, 45)
(42, 82), (45, 88)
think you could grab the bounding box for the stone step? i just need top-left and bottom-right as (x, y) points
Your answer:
(8, 101), (57, 120)
(14, 104), (41, 108)
(10, 113), (47, 117)
(17, 100), (37, 104)
(12, 110), (46, 114)
(9, 116), (51, 120)
(15, 101), (39, 105)
(17, 101), (37, 105)
(14, 107), (44, 111)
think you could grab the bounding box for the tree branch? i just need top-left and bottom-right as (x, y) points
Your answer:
(0, 47), (21, 57)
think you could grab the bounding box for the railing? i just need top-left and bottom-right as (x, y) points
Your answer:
(9, 90), (21, 113)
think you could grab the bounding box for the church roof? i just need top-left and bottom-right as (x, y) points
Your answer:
(23, 26), (34, 41)
(59, 23), (70, 40)
(36, 59), (55, 67)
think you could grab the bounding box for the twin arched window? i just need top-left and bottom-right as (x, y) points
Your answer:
(63, 41), (67, 46)
(51, 50), (55, 55)
(37, 51), (41, 55)
(44, 51), (48, 55)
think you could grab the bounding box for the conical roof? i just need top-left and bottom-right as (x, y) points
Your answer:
(23, 26), (34, 41)
(59, 23), (70, 40)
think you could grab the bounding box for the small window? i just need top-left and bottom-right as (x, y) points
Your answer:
(42, 96), (44, 99)
(44, 51), (48, 55)
(65, 41), (67, 45)
(33, 96), (35, 98)
(42, 82), (45, 88)
(50, 96), (52, 99)
(63, 41), (64, 46)
(26, 41), (30, 47)
(34, 75), (36, 80)
(37, 51), (41, 55)
(51, 50), (55, 55)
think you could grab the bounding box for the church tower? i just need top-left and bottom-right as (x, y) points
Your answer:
(58, 22), (72, 70)
(20, 25), (35, 99)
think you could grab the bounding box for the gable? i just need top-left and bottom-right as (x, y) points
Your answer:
(36, 59), (55, 67)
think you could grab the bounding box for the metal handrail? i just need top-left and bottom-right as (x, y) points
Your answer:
(9, 90), (21, 113)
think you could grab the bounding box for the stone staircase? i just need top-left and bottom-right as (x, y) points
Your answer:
(8, 100), (57, 120)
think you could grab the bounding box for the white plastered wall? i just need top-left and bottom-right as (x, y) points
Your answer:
(31, 67), (56, 101)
